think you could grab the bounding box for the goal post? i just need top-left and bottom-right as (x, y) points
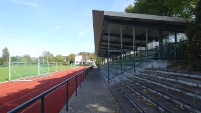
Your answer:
(70, 63), (77, 69)
(48, 62), (62, 72)
(8, 55), (65, 81)
(9, 56), (11, 81)
(9, 55), (33, 81)
(38, 57), (49, 75)
(11, 62), (26, 67)
(56, 62), (62, 71)
(9, 56), (49, 81)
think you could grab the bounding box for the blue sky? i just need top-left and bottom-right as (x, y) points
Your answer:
(0, 0), (134, 57)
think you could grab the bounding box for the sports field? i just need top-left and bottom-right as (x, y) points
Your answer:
(0, 65), (72, 82)
(0, 66), (88, 113)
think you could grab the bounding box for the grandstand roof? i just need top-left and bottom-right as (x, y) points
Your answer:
(92, 10), (192, 57)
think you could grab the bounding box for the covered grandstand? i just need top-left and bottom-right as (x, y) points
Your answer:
(92, 10), (201, 113)
(93, 10), (192, 84)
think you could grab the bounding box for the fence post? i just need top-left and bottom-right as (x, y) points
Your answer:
(75, 75), (77, 96)
(41, 96), (44, 113)
(82, 71), (84, 83)
(85, 70), (87, 79)
(82, 71), (85, 83)
(66, 81), (69, 111)
(79, 73), (82, 88)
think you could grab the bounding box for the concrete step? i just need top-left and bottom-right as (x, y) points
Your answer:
(146, 68), (201, 79)
(133, 73), (201, 99)
(120, 79), (191, 113)
(109, 85), (137, 113)
(126, 76), (201, 113)
(138, 70), (201, 88)
(114, 82), (159, 113)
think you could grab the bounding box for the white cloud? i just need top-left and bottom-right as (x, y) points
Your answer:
(77, 29), (89, 37)
(10, 0), (39, 7)
(54, 25), (60, 30)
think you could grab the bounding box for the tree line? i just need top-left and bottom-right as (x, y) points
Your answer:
(0, 47), (99, 66)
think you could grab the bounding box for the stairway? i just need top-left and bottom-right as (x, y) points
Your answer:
(108, 68), (201, 113)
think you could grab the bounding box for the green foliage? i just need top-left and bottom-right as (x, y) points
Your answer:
(2, 47), (9, 66)
(0, 57), (4, 65)
(183, 0), (201, 70)
(67, 53), (76, 63)
(11, 56), (19, 62)
(89, 52), (96, 61)
(20, 54), (32, 63)
(125, 0), (198, 18)
(42, 51), (54, 63)
(95, 57), (103, 66)
(125, 4), (135, 13)
(55, 54), (65, 62)
(178, 40), (189, 59)
(77, 52), (97, 63)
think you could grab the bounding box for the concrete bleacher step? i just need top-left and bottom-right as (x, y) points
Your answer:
(146, 68), (201, 79)
(109, 85), (139, 113)
(126, 76), (201, 113)
(120, 79), (191, 113)
(138, 70), (201, 88)
(114, 82), (159, 113)
(134, 73), (201, 99)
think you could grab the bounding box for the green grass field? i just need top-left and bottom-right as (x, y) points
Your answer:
(0, 65), (71, 82)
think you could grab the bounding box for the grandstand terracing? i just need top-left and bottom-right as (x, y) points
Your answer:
(100, 65), (201, 113)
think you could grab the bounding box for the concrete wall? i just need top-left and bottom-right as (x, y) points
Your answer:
(143, 60), (177, 68)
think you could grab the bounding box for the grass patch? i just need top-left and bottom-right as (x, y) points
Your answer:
(0, 65), (71, 82)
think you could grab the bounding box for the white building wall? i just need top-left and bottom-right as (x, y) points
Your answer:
(75, 55), (82, 64)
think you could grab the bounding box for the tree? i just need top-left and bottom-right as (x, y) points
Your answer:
(182, 0), (201, 70)
(0, 57), (4, 65)
(20, 54), (32, 63)
(125, 0), (198, 18)
(2, 47), (9, 66)
(42, 51), (54, 63)
(78, 52), (87, 62)
(55, 54), (65, 63)
(67, 53), (75, 64)
(89, 52), (96, 61)
(11, 56), (20, 62)
(78, 52), (94, 63)
(95, 57), (103, 66)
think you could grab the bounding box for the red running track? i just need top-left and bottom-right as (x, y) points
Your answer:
(0, 66), (88, 113)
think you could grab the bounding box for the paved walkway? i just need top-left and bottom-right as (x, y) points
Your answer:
(60, 67), (120, 113)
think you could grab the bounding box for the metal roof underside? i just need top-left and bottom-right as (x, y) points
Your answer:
(93, 10), (192, 57)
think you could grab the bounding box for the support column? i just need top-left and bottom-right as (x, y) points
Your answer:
(107, 23), (110, 84)
(140, 39), (142, 61)
(146, 29), (149, 60)
(174, 32), (178, 59)
(120, 25), (123, 73)
(133, 26), (136, 73)
(159, 29), (163, 59)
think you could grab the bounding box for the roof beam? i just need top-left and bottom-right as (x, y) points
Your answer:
(101, 40), (146, 47)
(102, 33), (158, 41)
(105, 18), (186, 32)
